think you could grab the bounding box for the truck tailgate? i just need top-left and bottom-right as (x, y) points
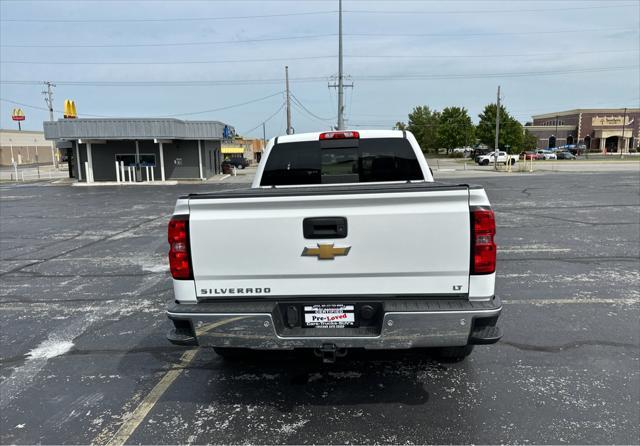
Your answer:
(188, 186), (471, 298)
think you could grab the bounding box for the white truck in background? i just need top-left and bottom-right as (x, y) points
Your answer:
(475, 151), (517, 166)
(166, 130), (502, 362)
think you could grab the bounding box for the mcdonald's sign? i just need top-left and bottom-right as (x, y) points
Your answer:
(11, 108), (25, 121)
(64, 99), (77, 119)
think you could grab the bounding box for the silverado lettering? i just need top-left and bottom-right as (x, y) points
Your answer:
(200, 288), (271, 295)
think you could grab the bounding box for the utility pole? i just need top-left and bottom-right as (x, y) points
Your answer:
(42, 81), (58, 167)
(262, 121), (267, 161)
(328, 0), (353, 130)
(285, 66), (293, 135)
(620, 107), (627, 159)
(337, 0), (344, 130)
(494, 85), (500, 170)
(42, 81), (55, 122)
(262, 122), (266, 148)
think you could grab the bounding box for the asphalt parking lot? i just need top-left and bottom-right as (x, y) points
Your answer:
(1, 169), (639, 444)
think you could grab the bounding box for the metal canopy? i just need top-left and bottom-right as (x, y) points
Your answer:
(43, 118), (233, 141)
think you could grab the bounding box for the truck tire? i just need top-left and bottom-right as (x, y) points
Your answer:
(214, 347), (250, 360)
(510, 159), (516, 165)
(481, 160), (489, 166)
(435, 345), (474, 362)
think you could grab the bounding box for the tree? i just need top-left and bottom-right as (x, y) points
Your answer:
(476, 104), (523, 154)
(522, 129), (538, 150)
(406, 106), (440, 153)
(436, 107), (475, 153)
(393, 121), (407, 130)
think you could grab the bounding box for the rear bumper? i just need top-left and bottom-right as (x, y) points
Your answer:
(167, 296), (502, 350)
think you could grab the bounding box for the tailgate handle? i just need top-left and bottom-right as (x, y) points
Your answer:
(303, 217), (348, 239)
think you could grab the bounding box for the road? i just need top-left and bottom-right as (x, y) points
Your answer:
(1, 170), (639, 444)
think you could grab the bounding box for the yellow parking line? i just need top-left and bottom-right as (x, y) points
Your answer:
(104, 348), (197, 446)
(100, 316), (246, 446)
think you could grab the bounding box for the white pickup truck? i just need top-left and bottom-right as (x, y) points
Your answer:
(475, 151), (516, 166)
(166, 130), (502, 362)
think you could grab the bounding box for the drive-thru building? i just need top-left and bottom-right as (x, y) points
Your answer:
(43, 118), (234, 182)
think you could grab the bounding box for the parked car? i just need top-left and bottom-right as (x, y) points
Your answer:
(556, 151), (576, 160)
(476, 151), (516, 166)
(557, 144), (585, 156)
(536, 150), (557, 160)
(519, 151), (542, 160)
(166, 129), (502, 363)
(222, 157), (250, 169)
(453, 147), (473, 157)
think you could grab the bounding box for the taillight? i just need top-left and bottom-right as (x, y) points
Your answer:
(319, 131), (359, 140)
(471, 208), (496, 274)
(168, 215), (192, 280)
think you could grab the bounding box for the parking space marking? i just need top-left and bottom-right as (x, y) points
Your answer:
(100, 317), (245, 446)
(104, 348), (198, 446)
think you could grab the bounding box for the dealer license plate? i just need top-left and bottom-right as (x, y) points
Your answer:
(303, 304), (355, 328)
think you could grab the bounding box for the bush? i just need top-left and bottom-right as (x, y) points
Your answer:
(448, 152), (465, 158)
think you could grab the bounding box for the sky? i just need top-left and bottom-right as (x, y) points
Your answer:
(1, 0), (639, 138)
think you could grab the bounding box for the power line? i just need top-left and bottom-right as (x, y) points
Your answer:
(354, 66), (637, 81)
(348, 49), (638, 60)
(0, 91), (286, 119)
(0, 56), (336, 66)
(343, 3), (639, 15)
(0, 34), (334, 48)
(2, 65), (635, 88)
(291, 93), (335, 122)
(0, 97), (111, 117)
(346, 27), (639, 38)
(0, 11), (336, 23)
(242, 102), (286, 136)
(161, 91), (285, 117)
(2, 3), (635, 23)
(2, 27), (634, 48)
(2, 49), (637, 65)
(0, 77), (328, 86)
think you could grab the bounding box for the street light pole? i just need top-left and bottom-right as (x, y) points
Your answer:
(494, 86), (500, 170)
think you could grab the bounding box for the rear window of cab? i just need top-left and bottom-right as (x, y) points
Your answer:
(260, 138), (423, 186)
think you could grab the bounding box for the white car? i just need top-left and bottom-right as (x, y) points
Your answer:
(537, 150), (557, 160)
(165, 129), (502, 362)
(453, 147), (473, 156)
(475, 151), (516, 166)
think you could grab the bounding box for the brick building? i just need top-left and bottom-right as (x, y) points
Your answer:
(524, 108), (639, 153)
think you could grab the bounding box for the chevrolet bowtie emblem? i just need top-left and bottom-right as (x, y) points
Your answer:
(301, 243), (351, 260)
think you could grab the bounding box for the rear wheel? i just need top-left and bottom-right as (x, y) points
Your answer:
(510, 159), (516, 165)
(434, 345), (474, 362)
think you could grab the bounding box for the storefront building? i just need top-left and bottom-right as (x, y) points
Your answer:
(43, 118), (234, 182)
(0, 129), (57, 166)
(221, 138), (265, 164)
(525, 108), (639, 153)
